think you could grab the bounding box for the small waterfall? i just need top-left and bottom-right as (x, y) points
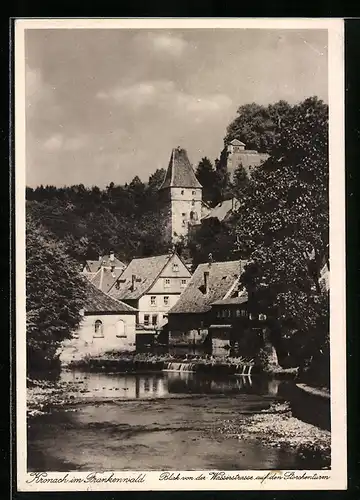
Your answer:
(234, 362), (254, 377)
(163, 361), (196, 373)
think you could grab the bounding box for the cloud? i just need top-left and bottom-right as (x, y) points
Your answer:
(43, 133), (63, 151)
(135, 32), (188, 57)
(42, 133), (89, 152)
(96, 80), (232, 119)
(97, 80), (176, 109)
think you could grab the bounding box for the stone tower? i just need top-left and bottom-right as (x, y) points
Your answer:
(226, 139), (269, 178)
(159, 147), (202, 244)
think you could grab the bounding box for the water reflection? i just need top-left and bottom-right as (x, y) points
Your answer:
(60, 370), (282, 400)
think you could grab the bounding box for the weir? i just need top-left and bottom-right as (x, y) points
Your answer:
(163, 362), (196, 373)
(162, 360), (254, 375)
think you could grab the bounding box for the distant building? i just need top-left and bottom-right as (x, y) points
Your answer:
(83, 252), (126, 293)
(108, 251), (192, 330)
(167, 259), (247, 347)
(209, 294), (266, 357)
(203, 198), (240, 222)
(226, 139), (269, 178)
(159, 147), (208, 244)
(75, 281), (137, 353)
(188, 198), (240, 241)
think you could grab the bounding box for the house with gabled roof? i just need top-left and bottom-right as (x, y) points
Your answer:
(167, 259), (247, 346)
(108, 251), (192, 330)
(82, 252), (126, 293)
(89, 265), (125, 294)
(74, 281), (138, 353)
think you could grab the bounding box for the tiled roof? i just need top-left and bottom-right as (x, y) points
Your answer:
(229, 139), (246, 146)
(211, 293), (248, 306)
(85, 255), (126, 273)
(168, 260), (247, 315)
(108, 254), (171, 300)
(83, 281), (137, 314)
(90, 266), (124, 294)
(99, 255), (126, 269)
(159, 147), (202, 190)
(85, 260), (102, 273)
(203, 198), (240, 222)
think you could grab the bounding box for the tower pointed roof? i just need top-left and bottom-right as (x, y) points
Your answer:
(159, 147), (202, 190)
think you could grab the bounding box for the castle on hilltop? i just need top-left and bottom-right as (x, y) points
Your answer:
(226, 139), (269, 178)
(158, 147), (209, 244)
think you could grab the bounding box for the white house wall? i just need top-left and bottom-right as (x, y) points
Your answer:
(77, 313), (136, 353)
(138, 294), (181, 327)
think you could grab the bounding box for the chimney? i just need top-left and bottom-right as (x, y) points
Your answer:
(131, 274), (136, 292)
(98, 255), (102, 262)
(204, 271), (210, 295)
(110, 251), (115, 262)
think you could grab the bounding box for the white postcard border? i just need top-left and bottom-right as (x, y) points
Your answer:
(15, 17), (347, 491)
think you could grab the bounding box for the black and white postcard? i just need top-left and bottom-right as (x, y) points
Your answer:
(15, 18), (346, 491)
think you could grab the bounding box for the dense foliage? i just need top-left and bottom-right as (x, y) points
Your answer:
(26, 168), (169, 264)
(233, 97), (330, 383)
(26, 215), (88, 376)
(225, 100), (293, 152)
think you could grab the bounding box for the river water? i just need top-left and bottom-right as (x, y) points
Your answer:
(27, 370), (324, 472)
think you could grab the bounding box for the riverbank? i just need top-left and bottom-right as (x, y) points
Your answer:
(216, 401), (331, 468)
(60, 346), (302, 379)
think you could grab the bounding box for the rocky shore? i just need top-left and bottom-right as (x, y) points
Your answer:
(216, 401), (331, 468)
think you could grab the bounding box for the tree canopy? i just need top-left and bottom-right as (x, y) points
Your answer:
(26, 169), (169, 264)
(233, 96), (329, 380)
(225, 100), (293, 153)
(26, 215), (88, 375)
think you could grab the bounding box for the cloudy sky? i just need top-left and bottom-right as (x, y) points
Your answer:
(25, 28), (328, 188)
